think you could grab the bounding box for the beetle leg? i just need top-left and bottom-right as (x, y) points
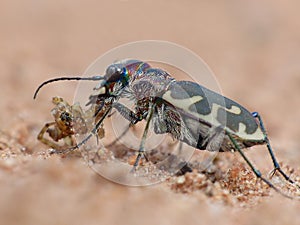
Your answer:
(131, 103), (155, 172)
(113, 102), (143, 124)
(200, 125), (225, 152)
(226, 131), (293, 199)
(252, 112), (299, 189)
(176, 162), (193, 175)
(93, 100), (105, 117)
(103, 102), (143, 148)
(175, 142), (193, 175)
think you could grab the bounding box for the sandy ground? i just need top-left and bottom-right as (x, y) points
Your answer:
(1, 1), (300, 225)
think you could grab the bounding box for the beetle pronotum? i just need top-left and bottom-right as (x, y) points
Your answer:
(34, 59), (299, 199)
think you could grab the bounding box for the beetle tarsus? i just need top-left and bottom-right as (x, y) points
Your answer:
(253, 111), (300, 190)
(227, 131), (294, 199)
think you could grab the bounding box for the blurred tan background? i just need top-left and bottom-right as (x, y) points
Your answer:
(0, 1), (300, 225)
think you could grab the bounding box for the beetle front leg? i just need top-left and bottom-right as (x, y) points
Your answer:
(175, 142), (193, 175)
(252, 112), (300, 189)
(113, 102), (143, 124)
(131, 103), (155, 172)
(103, 102), (143, 148)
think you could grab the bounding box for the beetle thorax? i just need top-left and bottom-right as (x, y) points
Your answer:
(130, 68), (175, 101)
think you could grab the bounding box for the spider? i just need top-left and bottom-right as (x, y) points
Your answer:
(37, 96), (105, 151)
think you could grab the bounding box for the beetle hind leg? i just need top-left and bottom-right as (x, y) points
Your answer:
(226, 131), (294, 199)
(252, 112), (300, 189)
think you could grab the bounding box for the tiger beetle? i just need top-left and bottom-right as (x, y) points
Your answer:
(34, 59), (299, 199)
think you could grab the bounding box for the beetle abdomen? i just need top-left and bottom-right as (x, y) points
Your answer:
(162, 81), (265, 144)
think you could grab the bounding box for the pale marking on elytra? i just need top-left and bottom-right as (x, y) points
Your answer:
(162, 91), (203, 110)
(225, 105), (241, 115)
(162, 91), (265, 141)
(236, 123), (265, 141)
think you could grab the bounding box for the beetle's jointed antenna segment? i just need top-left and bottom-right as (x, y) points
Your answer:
(33, 76), (104, 99)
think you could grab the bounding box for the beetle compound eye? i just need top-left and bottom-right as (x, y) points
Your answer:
(105, 64), (123, 82)
(106, 65), (119, 76)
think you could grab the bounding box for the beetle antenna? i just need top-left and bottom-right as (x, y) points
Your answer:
(33, 76), (104, 99)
